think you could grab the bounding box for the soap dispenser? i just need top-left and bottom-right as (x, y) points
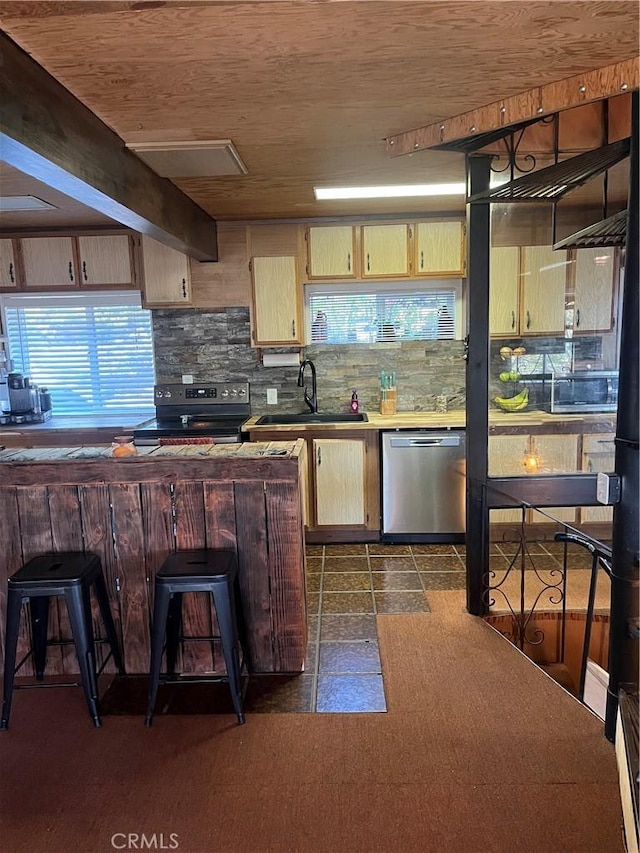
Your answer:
(350, 390), (359, 414)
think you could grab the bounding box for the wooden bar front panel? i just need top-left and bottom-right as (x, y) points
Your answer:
(0, 451), (306, 676)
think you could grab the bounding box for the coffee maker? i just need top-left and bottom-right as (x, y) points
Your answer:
(1, 372), (53, 425)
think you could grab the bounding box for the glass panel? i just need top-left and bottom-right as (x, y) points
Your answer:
(488, 190), (621, 478)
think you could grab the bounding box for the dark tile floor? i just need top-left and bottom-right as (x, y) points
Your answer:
(298, 542), (466, 714)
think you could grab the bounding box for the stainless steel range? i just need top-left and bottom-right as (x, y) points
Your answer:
(132, 382), (251, 446)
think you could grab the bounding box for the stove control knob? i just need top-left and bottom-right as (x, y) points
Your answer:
(238, 388), (246, 396)
(165, 391), (172, 398)
(221, 390), (229, 397)
(230, 389), (238, 397)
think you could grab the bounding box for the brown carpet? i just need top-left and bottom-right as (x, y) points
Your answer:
(0, 590), (624, 853)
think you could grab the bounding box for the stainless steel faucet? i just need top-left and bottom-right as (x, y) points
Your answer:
(297, 359), (318, 413)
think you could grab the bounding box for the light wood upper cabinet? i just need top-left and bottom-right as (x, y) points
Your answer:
(490, 246), (521, 336)
(313, 438), (366, 526)
(361, 224), (410, 277)
(521, 246), (568, 335)
(306, 226), (356, 279)
(140, 235), (191, 306)
(573, 247), (615, 333)
(0, 239), (17, 289)
(250, 255), (301, 345)
(21, 237), (77, 287)
(415, 221), (465, 276)
(77, 235), (134, 286)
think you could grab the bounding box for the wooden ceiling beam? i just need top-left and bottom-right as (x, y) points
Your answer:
(386, 58), (639, 158)
(0, 32), (217, 260)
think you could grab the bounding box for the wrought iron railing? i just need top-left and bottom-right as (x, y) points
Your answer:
(482, 497), (613, 709)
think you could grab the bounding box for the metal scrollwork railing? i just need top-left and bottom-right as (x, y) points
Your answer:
(482, 506), (567, 652)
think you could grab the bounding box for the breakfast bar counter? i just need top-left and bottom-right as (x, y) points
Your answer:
(0, 440), (307, 678)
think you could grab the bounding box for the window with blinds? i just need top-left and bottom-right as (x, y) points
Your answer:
(1, 291), (155, 416)
(307, 281), (461, 344)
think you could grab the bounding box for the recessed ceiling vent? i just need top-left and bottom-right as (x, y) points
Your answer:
(0, 195), (58, 211)
(125, 140), (248, 178)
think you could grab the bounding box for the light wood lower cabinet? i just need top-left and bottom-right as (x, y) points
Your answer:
(489, 434), (530, 523)
(529, 434), (579, 524)
(581, 433), (616, 522)
(489, 433), (579, 525)
(314, 438), (365, 526)
(248, 428), (379, 541)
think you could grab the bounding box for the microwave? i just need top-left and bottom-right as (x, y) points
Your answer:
(549, 371), (618, 413)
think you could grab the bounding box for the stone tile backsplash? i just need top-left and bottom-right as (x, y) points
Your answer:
(152, 308), (466, 414)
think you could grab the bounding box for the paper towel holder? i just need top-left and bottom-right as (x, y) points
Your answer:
(261, 351), (302, 368)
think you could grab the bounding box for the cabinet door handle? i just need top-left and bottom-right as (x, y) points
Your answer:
(9, 262), (14, 283)
(526, 310), (531, 330)
(68, 261), (74, 282)
(366, 253), (370, 272)
(576, 308), (581, 327)
(317, 447), (322, 466)
(347, 252), (351, 272)
(511, 310), (515, 329)
(182, 278), (187, 298)
(82, 260), (88, 282)
(420, 250), (424, 270)
(291, 320), (296, 338)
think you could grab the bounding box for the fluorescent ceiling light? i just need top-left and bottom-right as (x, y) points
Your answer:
(0, 195), (57, 211)
(314, 183), (466, 200)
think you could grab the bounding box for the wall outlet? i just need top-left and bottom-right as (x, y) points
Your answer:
(181, 374), (194, 384)
(266, 388), (278, 405)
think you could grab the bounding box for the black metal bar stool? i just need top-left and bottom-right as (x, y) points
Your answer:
(145, 549), (246, 727)
(1, 552), (125, 730)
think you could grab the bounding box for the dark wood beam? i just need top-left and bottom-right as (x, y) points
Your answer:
(0, 32), (217, 261)
(386, 58), (639, 157)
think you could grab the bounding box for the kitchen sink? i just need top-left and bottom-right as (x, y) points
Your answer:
(255, 412), (369, 425)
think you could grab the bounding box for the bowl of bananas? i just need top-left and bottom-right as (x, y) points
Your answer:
(493, 388), (529, 412)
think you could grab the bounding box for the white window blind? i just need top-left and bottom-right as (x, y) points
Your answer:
(307, 281), (460, 344)
(2, 291), (155, 416)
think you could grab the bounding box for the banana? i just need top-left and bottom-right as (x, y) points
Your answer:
(494, 388), (529, 411)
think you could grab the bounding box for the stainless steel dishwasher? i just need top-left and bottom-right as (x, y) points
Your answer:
(381, 430), (466, 542)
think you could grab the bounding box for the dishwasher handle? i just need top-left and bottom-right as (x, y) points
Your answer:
(387, 435), (462, 448)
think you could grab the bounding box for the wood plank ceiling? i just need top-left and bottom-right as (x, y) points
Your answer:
(0, 0), (638, 226)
